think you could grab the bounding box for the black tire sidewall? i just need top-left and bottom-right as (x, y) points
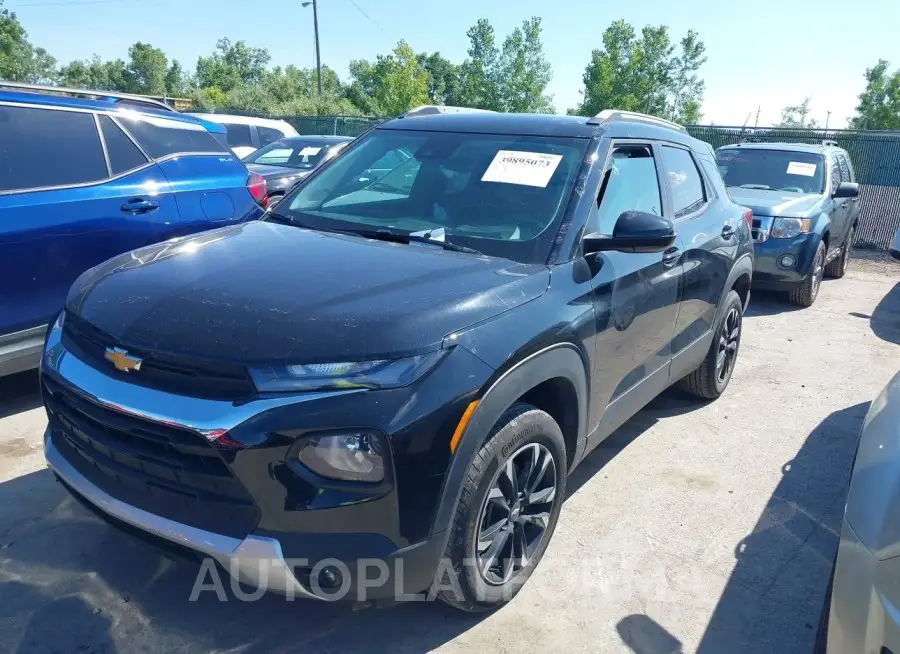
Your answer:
(712, 291), (743, 395)
(454, 408), (566, 608)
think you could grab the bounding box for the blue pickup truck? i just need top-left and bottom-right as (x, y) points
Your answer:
(0, 83), (267, 376)
(716, 142), (860, 307)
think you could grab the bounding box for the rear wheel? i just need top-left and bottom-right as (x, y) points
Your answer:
(436, 403), (566, 612)
(825, 227), (854, 279)
(678, 290), (743, 400)
(789, 241), (826, 307)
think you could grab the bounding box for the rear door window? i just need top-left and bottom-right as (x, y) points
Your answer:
(258, 126), (285, 148)
(224, 123), (253, 148)
(116, 114), (228, 159)
(0, 105), (108, 192)
(837, 154), (851, 183)
(99, 115), (148, 175)
(661, 146), (706, 218)
(830, 156), (842, 190)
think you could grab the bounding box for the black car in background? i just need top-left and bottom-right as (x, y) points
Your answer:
(242, 135), (353, 202)
(42, 107), (753, 611)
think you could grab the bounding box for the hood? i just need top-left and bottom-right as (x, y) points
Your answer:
(65, 221), (548, 365)
(727, 188), (826, 218)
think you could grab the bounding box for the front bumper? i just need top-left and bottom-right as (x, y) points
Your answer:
(41, 321), (492, 600)
(751, 233), (818, 291)
(827, 519), (900, 653)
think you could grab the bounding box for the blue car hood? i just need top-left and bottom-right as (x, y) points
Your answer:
(728, 188), (826, 218)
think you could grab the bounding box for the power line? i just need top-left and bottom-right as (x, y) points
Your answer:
(10, 0), (134, 7)
(344, 0), (387, 36)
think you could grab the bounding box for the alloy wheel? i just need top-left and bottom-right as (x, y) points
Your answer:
(474, 443), (558, 586)
(716, 306), (740, 385)
(811, 249), (824, 298)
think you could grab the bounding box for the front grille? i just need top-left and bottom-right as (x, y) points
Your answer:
(62, 313), (255, 401)
(751, 216), (773, 243)
(43, 375), (259, 539)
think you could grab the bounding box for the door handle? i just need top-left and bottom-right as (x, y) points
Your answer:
(121, 199), (159, 215)
(721, 223), (736, 239)
(661, 247), (681, 266)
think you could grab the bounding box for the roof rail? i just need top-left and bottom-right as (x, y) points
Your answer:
(587, 109), (687, 134)
(0, 80), (176, 112)
(400, 105), (495, 118)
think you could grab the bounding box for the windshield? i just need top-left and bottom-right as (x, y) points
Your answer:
(276, 129), (586, 264)
(243, 139), (337, 169)
(716, 149), (825, 194)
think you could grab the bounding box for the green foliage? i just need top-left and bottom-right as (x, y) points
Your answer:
(849, 60), (900, 130)
(497, 17), (554, 113)
(347, 40), (429, 116)
(123, 42), (167, 95)
(572, 20), (706, 124)
(0, 0), (56, 83)
(417, 52), (461, 106)
(195, 38), (270, 94)
(776, 97), (819, 128)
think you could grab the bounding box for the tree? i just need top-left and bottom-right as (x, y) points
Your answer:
(59, 55), (126, 90)
(195, 38), (270, 94)
(164, 60), (190, 97)
(123, 42), (167, 95)
(417, 52), (461, 106)
(497, 16), (554, 113)
(849, 59), (900, 130)
(571, 20), (706, 124)
(347, 40), (429, 116)
(455, 19), (503, 110)
(777, 98), (819, 128)
(668, 30), (706, 124)
(0, 0), (56, 83)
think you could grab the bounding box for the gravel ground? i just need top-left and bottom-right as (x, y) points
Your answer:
(0, 256), (898, 654)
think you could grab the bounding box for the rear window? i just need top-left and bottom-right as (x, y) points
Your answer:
(99, 115), (148, 175)
(716, 148), (825, 194)
(116, 113), (228, 159)
(258, 126), (285, 147)
(0, 105), (108, 192)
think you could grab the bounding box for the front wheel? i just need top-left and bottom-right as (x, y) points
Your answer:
(825, 227), (854, 279)
(436, 403), (566, 612)
(678, 289), (743, 400)
(789, 241), (826, 307)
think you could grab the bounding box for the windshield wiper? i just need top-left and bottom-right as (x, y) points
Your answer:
(737, 183), (771, 190)
(264, 210), (297, 225)
(343, 227), (482, 254)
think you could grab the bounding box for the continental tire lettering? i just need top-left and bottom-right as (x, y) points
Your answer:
(500, 423), (539, 458)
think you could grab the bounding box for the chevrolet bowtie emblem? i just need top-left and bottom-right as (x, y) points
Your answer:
(104, 347), (142, 372)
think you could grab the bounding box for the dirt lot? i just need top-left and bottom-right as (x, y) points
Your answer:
(1, 257), (898, 654)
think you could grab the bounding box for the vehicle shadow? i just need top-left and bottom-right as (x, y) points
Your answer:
(743, 290), (804, 317)
(617, 614), (684, 654)
(567, 390), (708, 498)
(0, 467), (486, 653)
(695, 402), (867, 653)
(867, 282), (900, 345)
(0, 370), (41, 420)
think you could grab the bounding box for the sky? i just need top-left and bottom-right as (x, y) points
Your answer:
(9, 0), (899, 127)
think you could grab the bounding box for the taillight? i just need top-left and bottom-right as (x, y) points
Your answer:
(741, 207), (753, 230)
(247, 172), (268, 209)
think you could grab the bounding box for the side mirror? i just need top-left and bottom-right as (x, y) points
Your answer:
(833, 182), (859, 199)
(583, 210), (676, 255)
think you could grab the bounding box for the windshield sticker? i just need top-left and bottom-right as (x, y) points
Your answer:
(786, 161), (817, 177)
(299, 146), (322, 156)
(481, 150), (563, 188)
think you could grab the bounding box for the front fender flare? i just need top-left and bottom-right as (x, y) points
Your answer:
(430, 344), (588, 538)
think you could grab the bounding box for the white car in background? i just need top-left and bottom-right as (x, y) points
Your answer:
(187, 113), (299, 158)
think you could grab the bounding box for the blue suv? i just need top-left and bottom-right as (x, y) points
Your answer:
(0, 83), (267, 376)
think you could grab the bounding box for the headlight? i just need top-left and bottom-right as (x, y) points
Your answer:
(248, 350), (446, 393)
(296, 431), (386, 482)
(770, 218), (810, 239)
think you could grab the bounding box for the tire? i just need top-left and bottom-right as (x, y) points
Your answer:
(789, 241), (826, 307)
(436, 402), (567, 612)
(268, 193), (285, 207)
(678, 290), (743, 400)
(825, 227), (854, 279)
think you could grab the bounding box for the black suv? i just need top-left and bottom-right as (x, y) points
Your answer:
(41, 108), (753, 611)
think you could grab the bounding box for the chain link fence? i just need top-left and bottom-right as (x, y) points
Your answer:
(686, 125), (900, 249)
(279, 115), (383, 137)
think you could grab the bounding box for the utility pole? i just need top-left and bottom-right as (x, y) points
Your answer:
(754, 105), (760, 128)
(825, 110), (832, 131)
(302, 0), (323, 98)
